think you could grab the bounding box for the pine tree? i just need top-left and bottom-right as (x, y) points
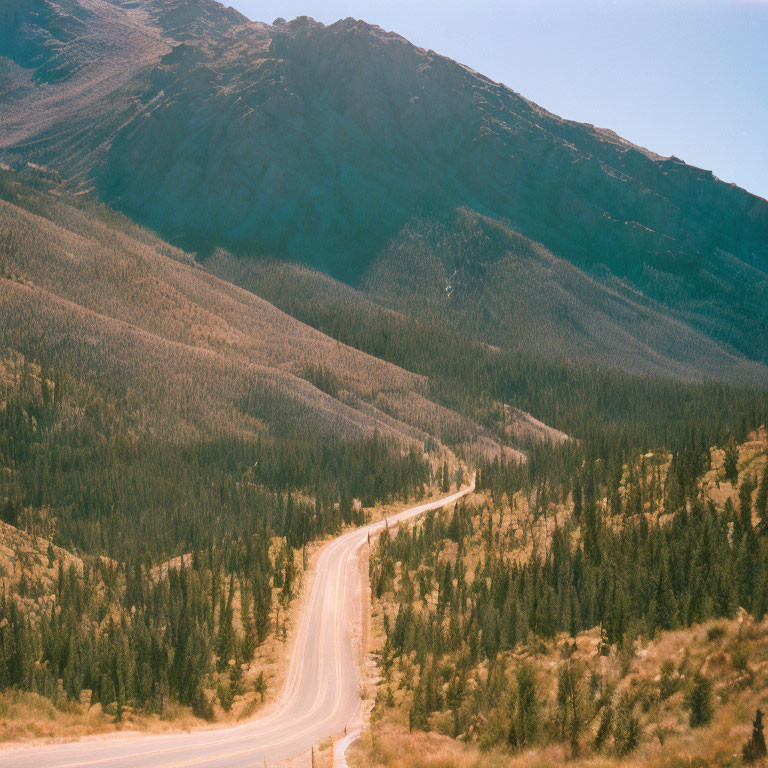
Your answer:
(514, 662), (539, 747)
(254, 670), (267, 701)
(217, 680), (234, 712)
(685, 673), (713, 728)
(593, 705), (613, 750)
(613, 693), (641, 755)
(743, 708), (767, 764)
(409, 681), (429, 732)
(740, 476), (756, 530)
(556, 661), (584, 752)
(724, 441), (739, 484)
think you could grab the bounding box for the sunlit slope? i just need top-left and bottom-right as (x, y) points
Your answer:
(0, 171), (517, 450)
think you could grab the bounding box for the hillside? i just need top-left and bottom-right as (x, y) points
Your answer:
(2, 0), (768, 756)
(354, 430), (768, 768)
(0, 507), (312, 742)
(0, 168), (515, 456)
(1, 0), (767, 382)
(206, 253), (768, 458)
(362, 208), (768, 383)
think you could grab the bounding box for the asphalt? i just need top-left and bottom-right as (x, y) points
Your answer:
(2, 478), (475, 768)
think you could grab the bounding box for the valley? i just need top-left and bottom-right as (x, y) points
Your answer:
(0, 480), (475, 766)
(1, 1), (767, 766)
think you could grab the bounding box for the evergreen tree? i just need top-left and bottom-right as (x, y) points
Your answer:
(743, 708), (767, 764)
(613, 694), (641, 755)
(514, 662), (539, 748)
(724, 442), (739, 484)
(685, 673), (714, 728)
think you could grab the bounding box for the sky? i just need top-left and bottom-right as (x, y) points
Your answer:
(229, 0), (768, 200)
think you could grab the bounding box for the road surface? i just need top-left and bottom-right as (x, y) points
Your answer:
(2, 478), (475, 768)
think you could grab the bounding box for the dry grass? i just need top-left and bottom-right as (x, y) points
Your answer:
(0, 689), (209, 744)
(352, 613), (768, 768)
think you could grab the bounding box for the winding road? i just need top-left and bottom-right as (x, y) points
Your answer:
(2, 478), (475, 768)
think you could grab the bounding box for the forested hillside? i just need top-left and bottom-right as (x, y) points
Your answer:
(1, 165), (767, 751)
(0, 168), (520, 457)
(360, 431), (768, 766)
(208, 256), (768, 456)
(0, 170), (441, 736)
(0, 330), (431, 736)
(1, 0), (767, 758)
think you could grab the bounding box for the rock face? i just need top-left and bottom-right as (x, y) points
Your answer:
(1, 0), (767, 377)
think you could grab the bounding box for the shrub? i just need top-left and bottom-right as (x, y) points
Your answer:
(731, 647), (749, 673)
(706, 625), (726, 643)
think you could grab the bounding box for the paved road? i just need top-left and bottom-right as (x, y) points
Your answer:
(2, 479), (474, 768)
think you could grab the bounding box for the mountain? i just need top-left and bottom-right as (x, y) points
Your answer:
(1, 0), (767, 383)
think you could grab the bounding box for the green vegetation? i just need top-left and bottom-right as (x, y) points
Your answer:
(1, 172), (767, 751)
(0, 351), (430, 719)
(227, 261), (768, 458)
(367, 431), (768, 758)
(0, 356), (430, 559)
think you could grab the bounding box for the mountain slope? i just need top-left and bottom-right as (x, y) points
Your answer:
(1, 0), (767, 381)
(362, 208), (768, 384)
(0, 169), (522, 455)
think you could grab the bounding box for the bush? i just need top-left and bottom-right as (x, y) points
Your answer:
(731, 647), (749, 673)
(706, 625), (726, 643)
(659, 660), (679, 700)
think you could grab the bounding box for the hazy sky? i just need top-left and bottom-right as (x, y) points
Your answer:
(230, 0), (768, 200)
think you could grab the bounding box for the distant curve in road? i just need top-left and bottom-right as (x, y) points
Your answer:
(2, 479), (475, 768)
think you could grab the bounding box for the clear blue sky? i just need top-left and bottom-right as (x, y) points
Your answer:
(229, 0), (768, 200)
